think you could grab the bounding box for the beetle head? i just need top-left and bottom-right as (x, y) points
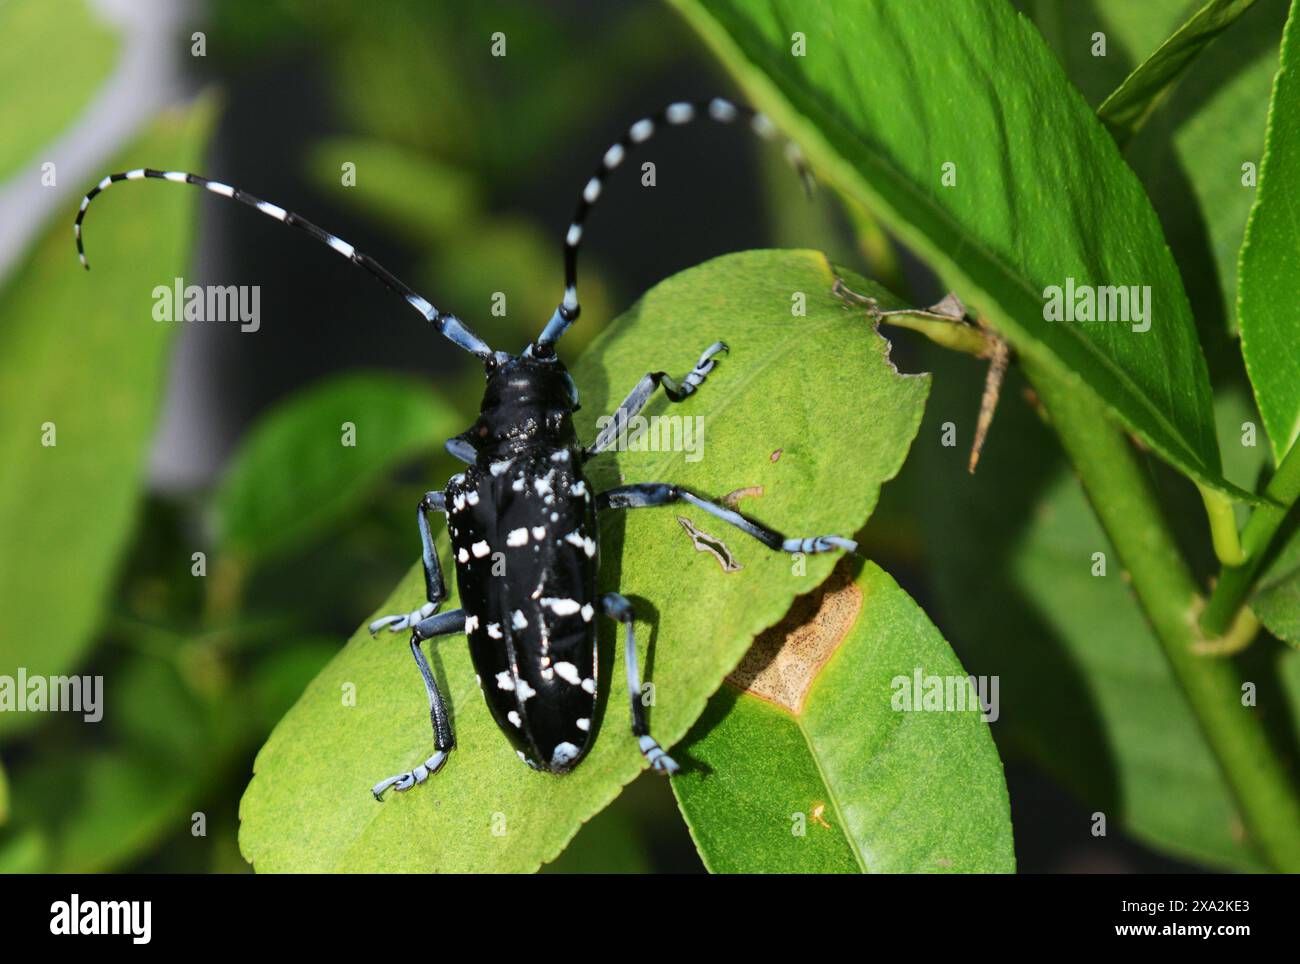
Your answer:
(455, 351), (580, 457)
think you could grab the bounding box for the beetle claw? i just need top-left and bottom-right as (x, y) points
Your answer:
(371, 750), (449, 801)
(368, 602), (438, 636)
(638, 735), (679, 776)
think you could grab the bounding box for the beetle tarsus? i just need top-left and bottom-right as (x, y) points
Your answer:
(372, 750), (449, 802)
(368, 601), (438, 635)
(639, 735), (679, 776)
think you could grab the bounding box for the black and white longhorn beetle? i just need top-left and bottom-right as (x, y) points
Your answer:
(75, 97), (857, 799)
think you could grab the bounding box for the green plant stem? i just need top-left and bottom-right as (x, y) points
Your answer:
(1026, 358), (1300, 871)
(1202, 441), (1300, 637)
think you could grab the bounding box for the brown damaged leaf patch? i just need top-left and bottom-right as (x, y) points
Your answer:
(676, 516), (743, 572)
(726, 563), (862, 713)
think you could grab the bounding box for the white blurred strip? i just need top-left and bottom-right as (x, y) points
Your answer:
(0, 0), (197, 280)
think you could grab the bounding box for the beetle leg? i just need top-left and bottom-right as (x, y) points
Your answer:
(368, 491), (449, 634)
(601, 592), (680, 776)
(372, 614), (463, 801)
(583, 342), (728, 460)
(444, 436), (476, 463)
(597, 483), (858, 555)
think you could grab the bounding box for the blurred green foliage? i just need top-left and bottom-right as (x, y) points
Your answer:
(0, 0), (118, 182)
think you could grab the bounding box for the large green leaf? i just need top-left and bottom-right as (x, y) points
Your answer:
(306, 137), (480, 243)
(673, 0), (1246, 500)
(1254, 554), (1300, 647)
(0, 99), (216, 738)
(214, 372), (461, 561)
(1239, 0), (1300, 463)
(1029, 0), (1289, 340)
(672, 561), (1013, 873)
(0, 0), (118, 183)
(238, 250), (930, 872)
(1098, 0), (1260, 148)
(1127, 3), (1287, 343)
(913, 342), (1280, 869)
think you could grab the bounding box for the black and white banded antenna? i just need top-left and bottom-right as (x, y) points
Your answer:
(531, 97), (812, 355)
(73, 168), (493, 359)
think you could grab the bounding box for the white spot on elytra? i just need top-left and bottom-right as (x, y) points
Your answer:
(542, 598), (581, 616)
(580, 603), (594, 622)
(489, 460), (512, 477)
(508, 711), (522, 728)
(552, 742), (580, 767)
(517, 678), (536, 700)
(570, 481), (586, 497)
(464, 614), (480, 633)
(466, 490), (480, 506)
(512, 609), (528, 629)
(532, 526), (546, 541)
(487, 623), (503, 639)
(554, 661), (582, 685)
(581, 678), (596, 694)
(471, 540), (490, 558)
(506, 527), (529, 547)
(457, 547), (469, 563)
(496, 671), (515, 691)
(576, 718), (590, 732)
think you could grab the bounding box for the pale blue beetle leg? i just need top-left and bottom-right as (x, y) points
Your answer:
(600, 592), (679, 776)
(372, 610), (465, 801)
(583, 341), (728, 459)
(596, 483), (858, 555)
(445, 437), (476, 463)
(368, 491), (448, 635)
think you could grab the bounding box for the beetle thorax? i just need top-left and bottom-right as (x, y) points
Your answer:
(463, 353), (579, 459)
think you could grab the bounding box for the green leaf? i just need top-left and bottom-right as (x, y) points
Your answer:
(306, 137), (480, 242)
(672, 562), (1013, 873)
(10, 748), (195, 872)
(238, 250), (930, 872)
(540, 794), (651, 874)
(0, 756), (8, 826)
(0, 0), (118, 183)
(0, 98), (217, 738)
(1098, 0), (1260, 148)
(914, 346), (1276, 869)
(214, 372), (461, 561)
(0, 826), (46, 873)
(672, 0), (1246, 501)
(1029, 0), (1287, 336)
(1126, 4), (1287, 337)
(1251, 511), (1300, 649)
(1239, 0), (1300, 463)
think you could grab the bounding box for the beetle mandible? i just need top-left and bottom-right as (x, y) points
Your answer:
(75, 98), (857, 798)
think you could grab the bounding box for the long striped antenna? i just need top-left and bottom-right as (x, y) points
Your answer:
(74, 168), (493, 359)
(531, 97), (812, 355)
